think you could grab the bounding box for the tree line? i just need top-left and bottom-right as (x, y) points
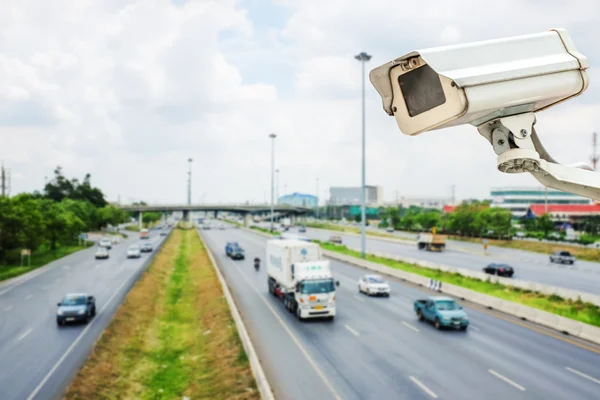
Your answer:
(379, 201), (513, 239)
(0, 167), (129, 265)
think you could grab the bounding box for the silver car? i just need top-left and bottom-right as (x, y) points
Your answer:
(127, 245), (141, 258)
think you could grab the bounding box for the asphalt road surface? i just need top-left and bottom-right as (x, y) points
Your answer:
(201, 226), (600, 400)
(297, 226), (600, 295)
(0, 230), (168, 400)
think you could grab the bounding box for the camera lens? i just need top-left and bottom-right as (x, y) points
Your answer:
(399, 64), (446, 117)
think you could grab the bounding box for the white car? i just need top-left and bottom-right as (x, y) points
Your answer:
(127, 245), (141, 259)
(98, 238), (112, 249)
(358, 275), (391, 297)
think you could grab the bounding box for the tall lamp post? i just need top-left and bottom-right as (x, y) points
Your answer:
(269, 133), (277, 232)
(316, 178), (320, 220)
(187, 158), (193, 205)
(276, 169), (280, 204)
(355, 51), (371, 258)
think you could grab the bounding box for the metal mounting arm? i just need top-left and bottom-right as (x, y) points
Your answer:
(478, 113), (600, 201)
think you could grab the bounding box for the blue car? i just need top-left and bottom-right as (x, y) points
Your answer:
(225, 242), (239, 256)
(414, 296), (469, 331)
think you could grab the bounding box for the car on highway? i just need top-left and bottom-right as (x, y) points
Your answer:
(386, 227), (394, 233)
(219, 225), (226, 230)
(127, 245), (141, 258)
(329, 235), (343, 244)
(95, 247), (109, 260)
(56, 293), (96, 326)
(225, 241), (240, 256)
(140, 243), (153, 253)
(483, 263), (515, 277)
(414, 296), (469, 330)
(358, 275), (391, 296)
(98, 238), (112, 249)
(298, 225), (307, 233)
(160, 231), (168, 236)
(550, 250), (576, 264)
(230, 246), (245, 260)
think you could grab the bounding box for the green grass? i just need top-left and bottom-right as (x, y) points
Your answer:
(0, 243), (93, 282)
(305, 222), (403, 240)
(251, 226), (280, 236)
(320, 241), (600, 327)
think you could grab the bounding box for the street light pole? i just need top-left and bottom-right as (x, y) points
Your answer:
(355, 51), (371, 258)
(269, 133), (277, 232)
(187, 158), (193, 205)
(276, 169), (280, 204)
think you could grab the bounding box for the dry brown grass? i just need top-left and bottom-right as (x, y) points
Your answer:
(64, 228), (257, 400)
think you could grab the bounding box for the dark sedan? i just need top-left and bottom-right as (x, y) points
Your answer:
(57, 293), (96, 325)
(483, 263), (514, 277)
(230, 247), (245, 260)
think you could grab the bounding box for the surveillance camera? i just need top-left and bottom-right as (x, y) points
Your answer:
(370, 29), (600, 201)
(370, 29), (588, 136)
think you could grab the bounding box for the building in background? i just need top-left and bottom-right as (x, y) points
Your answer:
(278, 192), (318, 208)
(329, 186), (383, 206)
(491, 186), (592, 218)
(525, 204), (600, 223)
(386, 197), (453, 210)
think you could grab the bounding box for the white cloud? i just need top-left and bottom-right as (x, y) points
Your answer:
(1, 0), (600, 205)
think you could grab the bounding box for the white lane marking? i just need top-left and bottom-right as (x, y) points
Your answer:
(62, 266), (70, 270)
(354, 296), (365, 303)
(402, 321), (420, 332)
(566, 367), (600, 385)
(488, 369), (526, 391)
(207, 237), (342, 400)
(26, 271), (136, 400)
(25, 294), (33, 300)
(17, 328), (33, 341)
(409, 376), (438, 398)
(0, 288), (9, 296)
(95, 264), (102, 269)
(4, 305), (13, 311)
(344, 324), (360, 337)
(470, 325), (481, 331)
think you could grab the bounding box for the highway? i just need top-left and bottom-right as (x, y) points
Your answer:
(295, 226), (600, 295)
(201, 225), (600, 400)
(0, 230), (168, 400)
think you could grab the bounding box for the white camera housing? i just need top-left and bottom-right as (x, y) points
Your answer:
(370, 29), (589, 136)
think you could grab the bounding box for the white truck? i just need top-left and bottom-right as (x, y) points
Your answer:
(266, 239), (339, 321)
(280, 217), (291, 229)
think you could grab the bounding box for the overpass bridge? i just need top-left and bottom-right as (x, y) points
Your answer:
(119, 203), (310, 227)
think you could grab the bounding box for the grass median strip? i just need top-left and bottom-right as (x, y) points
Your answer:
(251, 226), (280, 236)
(65, 228), (257, 400)
(319, 242), (600, 328)
(305, 222), (399, 240)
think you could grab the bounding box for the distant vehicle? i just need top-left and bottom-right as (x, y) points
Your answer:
(57, 293), (96, 325)
(127, 245), (141, 258)
(160, 231), (168, 236)
(329, 235), (343, 244)
(141, 243), (153, 253)
(417, 232), (447, 252)
(267, 239), (339, 321)
(140, 229), (149, 240)
(386, 227), (394, 233)
(111, 236), (120, 245)
(225, 242), (239, 256)
(95, 247), (109, 260)
(358, 275), (391, 296)
(230, 246), (245, 260)
(483, 263), (514, 277)
(203, 225), (211, 230)
(98, 238), (112, 249)
(281, 218), (291, 229)
(219, 225), (226, 230)
(298, 226), (307, 233)
(414, 297), (469, 331)
(550, 251), (576, 264)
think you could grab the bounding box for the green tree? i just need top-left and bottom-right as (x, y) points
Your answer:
(536, 214), (555, 237)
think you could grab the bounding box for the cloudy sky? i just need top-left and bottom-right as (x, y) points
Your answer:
(2, 0), (600, 204)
